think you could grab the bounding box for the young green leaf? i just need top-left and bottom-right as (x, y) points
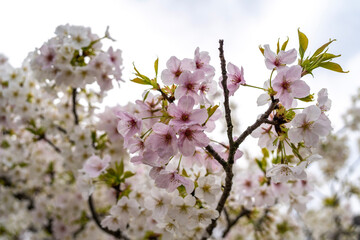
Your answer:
(318, 62), (349, 73)
(312, 39), (336, 57)
(281, 37), (289, 51)
(298, 28), (309, 59)
(154, 58), (159, 78)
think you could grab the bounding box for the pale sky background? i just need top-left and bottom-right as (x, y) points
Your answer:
(1, 0), (360, 211)
(1, 0), (360, 161)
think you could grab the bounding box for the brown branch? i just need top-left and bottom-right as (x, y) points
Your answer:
(88, 195), (129, 240)
(234, 99), (279, 149)
(219, 40), (234, 146)
(222, 208), (251, 238)
(42, 136), (61, 153)
(202, 41), (279, 240)
(157, 85), (175, 103)
(72, 88), (79, 125)
(202, 163), (233, 240)
(205, 145), (227, 168)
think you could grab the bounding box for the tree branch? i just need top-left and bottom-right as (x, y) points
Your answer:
(72, 88), (79, 125)
(222, 208), (251, 238)
(234, 99), (279, 149)
(88, 195), (129, 240)
(219, 40), (234, 146)
(157, 85), (175, 103)
(205, 145), (227, 168)
(41, 136), (61, 153)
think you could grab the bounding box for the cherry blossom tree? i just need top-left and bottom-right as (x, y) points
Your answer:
(1, 25), (358, 240)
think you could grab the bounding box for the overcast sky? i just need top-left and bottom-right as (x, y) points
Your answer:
(1, 0), (359, 135)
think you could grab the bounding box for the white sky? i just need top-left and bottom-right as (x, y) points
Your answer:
(1, 0), (360, 148)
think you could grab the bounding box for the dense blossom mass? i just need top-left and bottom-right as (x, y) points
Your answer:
(0, 25), (358, 240)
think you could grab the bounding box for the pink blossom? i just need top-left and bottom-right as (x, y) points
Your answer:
(226, 62), (246, 96)
(174, 70), (204, 102)
(198, 78), (217, 105)
(147, 123), (178, 159)
(83, 155), (111, 178)
(288, 105), (331, 147)
(116, 110), (142, 140)
(136, 93), (161, 128)
(168, 96), (207, 127)
(272, 65), (310, 108)
(194, 47), (215, 76)
(161, 56), (193, 85)
(154, 170), (194, 194)
(264, 44), (297, 70)
(254, 186), (275, 207)
(251, 123), (277, 151)
(177, 125), (210, 156)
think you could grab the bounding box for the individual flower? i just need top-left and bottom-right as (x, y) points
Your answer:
(266, 162), (307, 183)
(272, 65), (310, 108)
(226, 62), (246, 96)
(116, 110), (142, 140)
(251, 123), (277, 150)
(195, 175), (221, 204)
(147, 123), (178, 159)
(177, 124), (210, 156)
(193, 47), (215, 76)
(174, 70), (204, 102)
(167, 195), (196, 224)
(144, 189), (172, 219)
(263, 44), (297, 70)
(168, 96), (207, 127)
(154, 170), (194, 194)
(254, 186), (275, 207)
(161, 56), (193, 85)
(288, 105), (331, 147)
(82, 155), (111, 178)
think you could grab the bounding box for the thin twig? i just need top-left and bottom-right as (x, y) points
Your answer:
(88, 195), (129, 240)
(234, 99), (279, 149)
(42, 136), (62, 153)
(219, 40), (234, 146)
(72, 88), (79, 125)
(157, 85), (175, 103)
(205, 145), (227, 168)
(222, 208), (251, 238)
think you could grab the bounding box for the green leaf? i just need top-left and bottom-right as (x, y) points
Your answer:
(296, 94), (314, 102)
(0, 140), (10, 149)
(281, 37), (289, 51)
(318, 62), (349, 73)
(298, 28), (309, 59)
(118, 161), (124, 176)
(123, 171), (135, 179)
(154, 58), (159, 77)
(261, 148), (269, 158)
(131, 78), (149, 85)
(143, 90), (150, 101)
(321, 53), (341, 62)
(182, 168), (189, 178)
(312, 39), (336, 57)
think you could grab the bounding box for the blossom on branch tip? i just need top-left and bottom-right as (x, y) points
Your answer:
(264, 44), (297, 70)
(272, 65), (310, 108)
